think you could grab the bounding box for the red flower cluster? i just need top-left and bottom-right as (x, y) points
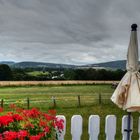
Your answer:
(0, 115), (13, 126)
(0, 105), (64, 140)
(22, 108), (41, 118)
(3, 130), (28, 140)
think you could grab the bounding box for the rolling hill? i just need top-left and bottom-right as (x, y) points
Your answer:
(1, 61), (76, 69)
(82, 60), (127, 70)
(0, 60), (128, 70)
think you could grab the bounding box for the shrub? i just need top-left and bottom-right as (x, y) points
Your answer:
(0, 106), (63, 140)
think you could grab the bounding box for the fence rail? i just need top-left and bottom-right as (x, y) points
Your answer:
(56, 115), (134, 140)
(0, 93), (112, 109)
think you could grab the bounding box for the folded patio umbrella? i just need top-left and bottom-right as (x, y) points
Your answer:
(111, 24), (140, 112)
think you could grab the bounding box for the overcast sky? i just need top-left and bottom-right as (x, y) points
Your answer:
(0, 0), (140, 65)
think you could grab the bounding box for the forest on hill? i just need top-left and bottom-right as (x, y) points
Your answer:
(0, 64), (125, 81)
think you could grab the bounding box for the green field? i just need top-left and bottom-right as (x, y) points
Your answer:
(0, 84), (139, 140)
(27, 71), (49, 76)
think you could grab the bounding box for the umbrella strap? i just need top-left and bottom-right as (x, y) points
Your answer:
(136, 72), (140, 94)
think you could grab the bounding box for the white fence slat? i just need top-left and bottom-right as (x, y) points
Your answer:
(71, 115), (83, 140)
(56, 115), (66, 140)
(138, 117), (140, 140)
(122, 115), (133, 140)
(105, 115), (116, 140)
(88, 115), (100, 140)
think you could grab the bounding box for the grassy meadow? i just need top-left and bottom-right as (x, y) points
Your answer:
(27, 71), (49, 76)
(0, 84), (139, 140)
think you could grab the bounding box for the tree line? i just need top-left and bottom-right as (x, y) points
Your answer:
(64, 68), (125, 80)
(0, 64), (125, 81)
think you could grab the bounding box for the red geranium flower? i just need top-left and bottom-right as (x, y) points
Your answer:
(0, 107), (63, 140)
(17, 130), (28, 139)
(0, 107), (3, 113)
(29, 135), (41, 140)
(12, 114), (23, 121)
(3, 131), (17, 140)
(0, 115), (13, 126)
(9, 104), (16, 109)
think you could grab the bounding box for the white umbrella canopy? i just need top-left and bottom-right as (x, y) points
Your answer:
(111, 24), (140, 112)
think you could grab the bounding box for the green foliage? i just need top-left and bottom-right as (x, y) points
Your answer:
(0, 64), (12, 80)
(0, 66), (126, 81)
(12, 69), (51, 81)
(64, 68), (125, 80)
(63, 69), (76, 80)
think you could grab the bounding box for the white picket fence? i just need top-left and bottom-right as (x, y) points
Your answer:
(56, 115), (136, 140)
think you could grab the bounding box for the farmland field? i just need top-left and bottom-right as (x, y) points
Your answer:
(27, 71), (49, 76)
(0, 80), (119, 86)
(0, 84), (139, 140)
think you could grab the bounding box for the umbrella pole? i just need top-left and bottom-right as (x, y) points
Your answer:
(127, 112), (132, 140)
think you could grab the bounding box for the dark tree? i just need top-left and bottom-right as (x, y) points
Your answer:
(64, 69), (76, 80)
(0, 64), (12, 80)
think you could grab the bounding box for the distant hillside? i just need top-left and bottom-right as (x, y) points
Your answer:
(12, 61), (76, 69)
(0, 60), (130, 70)
(82, 60), (127, 70)
(0, 61), (15, 66)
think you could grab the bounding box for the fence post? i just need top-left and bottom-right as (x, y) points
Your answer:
(78, 95), (81, 107)
(27, 97), (30, 109)
(1, 99), (3, 108)
(88, 115), (100, 140)
(122, 115), (133, 140)
(71, 115), (83, 140)
(52, 96), (56, 108)
(105, 115), (116, 140)
(56, 115), (66, 140)
(99, 93), (102, 105)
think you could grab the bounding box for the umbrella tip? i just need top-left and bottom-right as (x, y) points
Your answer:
(131, 24), (138, 31)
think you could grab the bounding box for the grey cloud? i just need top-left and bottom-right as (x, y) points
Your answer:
(0, 0), (112, 44)
(0, 0), (140, 64)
